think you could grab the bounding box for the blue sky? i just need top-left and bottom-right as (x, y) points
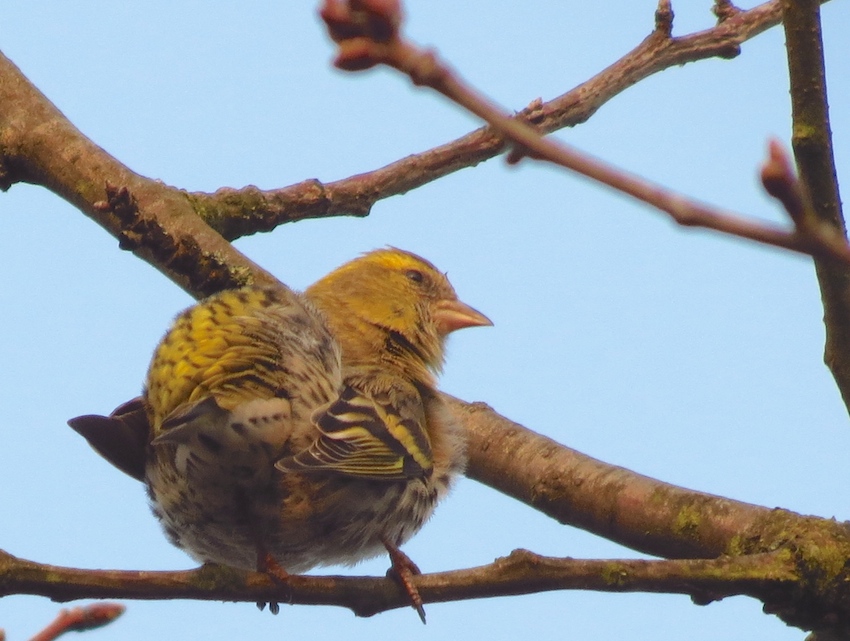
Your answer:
(1, 2), (849, 639)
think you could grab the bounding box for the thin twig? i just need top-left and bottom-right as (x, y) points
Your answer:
(28, 604), (124, 641)
(318, 0), (850, 264)
(190, 0), (794, 238)
(0, 2), (816, 259)
(761, 139), (810, 227)
(0, 0), (792, 244)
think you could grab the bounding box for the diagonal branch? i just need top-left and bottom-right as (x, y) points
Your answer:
(189, 0), (795, 240)
(28, 603), (125, 641)
(781, 0), (850, 414)
(0, 54), (278, 298)
(0, 2), (803, 252)
(447, 396), (771, 559)
(318, 0), (849, 264)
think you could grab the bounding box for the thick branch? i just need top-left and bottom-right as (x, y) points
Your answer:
(449, 398), (850, 632)
(781, 1), (850, 413)
(447, 396), (770, 559)
(0, 53), (277, 298)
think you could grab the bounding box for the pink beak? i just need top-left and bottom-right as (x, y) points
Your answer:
(433, 299), (493, 335)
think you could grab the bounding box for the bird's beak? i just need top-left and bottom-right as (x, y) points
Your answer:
(433, 298), (493, 335)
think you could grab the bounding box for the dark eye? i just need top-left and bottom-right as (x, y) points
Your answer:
(405, 269), (424, 284)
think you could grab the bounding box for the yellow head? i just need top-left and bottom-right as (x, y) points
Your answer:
(306, 248), (491, 382)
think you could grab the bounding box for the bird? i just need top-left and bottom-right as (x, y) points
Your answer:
(68, 248), (491, 621)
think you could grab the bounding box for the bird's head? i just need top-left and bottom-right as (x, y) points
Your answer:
(306, 248), (492, 381)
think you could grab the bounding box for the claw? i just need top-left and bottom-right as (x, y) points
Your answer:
(256, 550), (290, 615)
(383, 539), (426, 624)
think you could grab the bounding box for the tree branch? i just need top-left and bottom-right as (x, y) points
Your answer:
(28, 603), (124, 641)
(447, 396), (770, 559)
(0, 54), (277, 298)
(318, 0), (849, 264)
(0, 1), (802, 254)
(781, 0), (850, 414)
(2, 1), (848, 633)
(3, 539), (849, 631)
(188, 0), (795, 239)
(0, 547), (802, 620)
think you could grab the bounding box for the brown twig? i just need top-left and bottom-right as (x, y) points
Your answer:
(713, 0), (743, 23)
(318, 0), (850, 265)
(655, 0), (674, 35)
(761, 139), (810, 227)
(758, 140), (850, 258)
(4, 539), (850, 630)
(0, 2), (801, 250)
(0, 547), (804, 621)
(781, 0), (850, 416)
(28, 603), (124, 641)
(192, 0), (792, 239)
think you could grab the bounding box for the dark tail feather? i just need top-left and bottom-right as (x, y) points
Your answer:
(68, 397), (149, 482)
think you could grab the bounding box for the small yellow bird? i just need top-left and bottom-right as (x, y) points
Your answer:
(69, 248), (491, 620)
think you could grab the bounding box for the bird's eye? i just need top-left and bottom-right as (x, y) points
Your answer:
(405, 269), (424, 284)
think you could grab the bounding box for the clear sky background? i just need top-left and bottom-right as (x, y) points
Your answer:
(1, 2), (849, 639)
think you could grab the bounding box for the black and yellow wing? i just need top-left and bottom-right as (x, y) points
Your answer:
(276, 381), (433, 481)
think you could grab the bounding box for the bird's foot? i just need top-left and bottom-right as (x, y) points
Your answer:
(383, 540), (426, 624)
(256, 550), (291, 615)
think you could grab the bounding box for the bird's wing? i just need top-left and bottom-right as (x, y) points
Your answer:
(150, 395), (227, 445)
(276, 381), (433, 480)
(148, 289), (338, 426)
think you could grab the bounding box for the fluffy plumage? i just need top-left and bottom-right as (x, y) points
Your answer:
(69, 248), (491, 619)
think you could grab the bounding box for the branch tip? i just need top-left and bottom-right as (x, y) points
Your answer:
(655, 0), (674, 36)
(505, 147), (524, 165)
(713, 0), (742, 23)
(29, 603), (125, 641)
(760, 138), (807, 226)
(320, 0), (403, 71)
(317, 0), (850, 264)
